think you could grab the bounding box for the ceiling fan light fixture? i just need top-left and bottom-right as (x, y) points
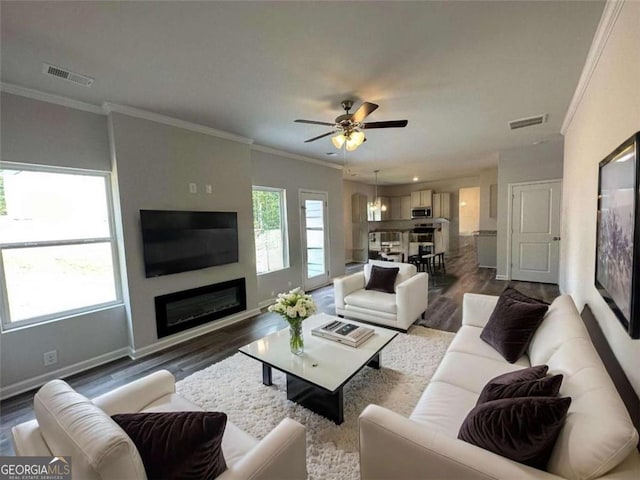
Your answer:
(332, 133), (346, 149)
(345, 130), (365, 151)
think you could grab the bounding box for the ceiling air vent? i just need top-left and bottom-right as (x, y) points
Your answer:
(508, 114), (547, 130)
(42, 63), (94, 87)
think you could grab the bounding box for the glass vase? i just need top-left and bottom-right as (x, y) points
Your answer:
(289, 322), (304, 355)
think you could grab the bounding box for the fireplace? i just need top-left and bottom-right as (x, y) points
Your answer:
(155, 278), (246, 338)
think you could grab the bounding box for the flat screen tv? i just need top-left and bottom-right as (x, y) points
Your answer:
(140, 210), (238, 278)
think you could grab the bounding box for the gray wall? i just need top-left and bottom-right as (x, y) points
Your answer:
(0, 93), (110, 170)
(496, 139), (564, 278)
(109, 112), (257, 351)
(0, 93), (128, 392)
(251, 149), (345, 304)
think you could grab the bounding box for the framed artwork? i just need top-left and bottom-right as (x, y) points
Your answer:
(595, 132), (639, 339)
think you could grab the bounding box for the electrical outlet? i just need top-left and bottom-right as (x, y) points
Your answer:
(206, 184), (212, 194)
(189, 183), (197, 194)
(288, 281), (292, 287)
(43, 350), (58, 366)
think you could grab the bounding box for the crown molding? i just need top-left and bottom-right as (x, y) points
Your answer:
(0, 82), (105, 115)
(251, 144), (344, 170)
(102, 103), (254, 145)
(561, 0), (625, 134)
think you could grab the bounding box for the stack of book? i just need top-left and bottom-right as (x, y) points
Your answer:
(311, 318), (375, 348)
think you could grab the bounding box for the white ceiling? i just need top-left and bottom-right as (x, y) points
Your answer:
(0, 1), (603, 184)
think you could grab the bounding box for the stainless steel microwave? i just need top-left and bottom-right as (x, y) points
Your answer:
(411, 207), (432, 219)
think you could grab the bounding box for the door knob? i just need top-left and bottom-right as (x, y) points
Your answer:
(552, 237), (561, 241)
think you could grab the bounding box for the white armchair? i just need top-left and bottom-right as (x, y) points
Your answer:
(12, 370), (307, 480)
(334, 260), (428, 331)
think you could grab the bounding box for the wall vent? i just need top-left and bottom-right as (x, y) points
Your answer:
(509, 114), (547, 130)
(42, 63), (94, 87)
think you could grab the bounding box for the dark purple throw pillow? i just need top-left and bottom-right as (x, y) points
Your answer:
(480, 290), (549, 363)
(112, 411), (227, 480)
(477, 374), (563, 405)
(365, 265), (399, 294)
(501, 286), (550, 306)
(458, 396), (572, 470)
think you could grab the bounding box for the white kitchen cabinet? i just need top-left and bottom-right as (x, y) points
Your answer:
(401, 195), (412, 219)
(389, 196), (411, 220)
(351, 193), (368, 262)
(433, 192), (451, 219)
(411, 190), (432, 208)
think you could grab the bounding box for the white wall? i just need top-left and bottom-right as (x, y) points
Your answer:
(252, 149), (345, 303)
(496, 140), (564, 278)
(109, 112), (258, 352)
(561, 1), (640, 395)
(0, 93), (129, 394)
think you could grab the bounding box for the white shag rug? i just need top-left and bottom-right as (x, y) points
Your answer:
(176, 325), (454, 480)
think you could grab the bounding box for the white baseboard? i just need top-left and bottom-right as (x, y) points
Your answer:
(495, 274), (509, 281)
(128, 308), (261, 359)
(0, 347), (130, 400)
(258, 298), (276, 309)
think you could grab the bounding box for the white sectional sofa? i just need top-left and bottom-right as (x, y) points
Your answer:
(359, 293), (640, 480)
(334, 259), (429, 331)
(12, 370), (307, 480)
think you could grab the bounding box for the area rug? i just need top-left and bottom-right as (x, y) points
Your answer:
(176, 325), (454, 480)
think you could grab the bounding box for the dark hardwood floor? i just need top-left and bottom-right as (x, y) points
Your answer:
(0, 238), (559, 455)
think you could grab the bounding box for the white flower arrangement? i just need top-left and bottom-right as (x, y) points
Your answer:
(268, 287), (317, 324)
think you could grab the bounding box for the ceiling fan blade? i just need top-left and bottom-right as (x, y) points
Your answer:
(295, 119), (335, 126)
(363, 120), (408, 129)
(304, 131), (335, 143)
(351, 102), (379, 123)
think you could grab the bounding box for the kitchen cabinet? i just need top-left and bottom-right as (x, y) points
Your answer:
(367, 196), (390, 221)
(401, 195), (412, 219)
(351, 193), (368, 223)
(351, 193), (368, 262)
(432, 192), (451, 219)
(389, 195), (411, 220)
(411, 190), (432, 208)
(380, 196), (391, 221)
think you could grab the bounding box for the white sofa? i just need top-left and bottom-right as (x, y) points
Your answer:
(12, 370), (307, 480)
(334, 259), (428, 331)
(359, 293), (640, 480)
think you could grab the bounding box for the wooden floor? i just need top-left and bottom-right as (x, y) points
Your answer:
(0, 238), (559, 455)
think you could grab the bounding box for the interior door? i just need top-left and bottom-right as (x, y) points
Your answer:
(510, 180), (562, 283)
(300, 191), (329, 290)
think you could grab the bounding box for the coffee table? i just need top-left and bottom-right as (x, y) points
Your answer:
(239, 313), (398, 424)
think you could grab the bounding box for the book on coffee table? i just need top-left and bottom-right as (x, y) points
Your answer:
(311, 319), (375, 348)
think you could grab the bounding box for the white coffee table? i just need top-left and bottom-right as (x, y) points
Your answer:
(239, 313), (398, 424)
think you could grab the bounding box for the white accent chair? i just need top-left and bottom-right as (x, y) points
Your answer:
(334, 259), (428, 331)
(12, 370), (307, 480)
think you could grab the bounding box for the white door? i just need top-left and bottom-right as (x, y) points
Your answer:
(510, 180), (562, 283)
(300, 191), (330, 290)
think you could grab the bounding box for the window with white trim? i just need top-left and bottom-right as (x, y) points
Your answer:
(252, 187), (289, 274)
(0, 163), (121, 329)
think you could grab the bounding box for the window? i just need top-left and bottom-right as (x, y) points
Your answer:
(252, 187), (288, 274)
(0, 163), (121, 329)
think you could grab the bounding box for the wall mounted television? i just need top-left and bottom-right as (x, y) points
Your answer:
(140, 210), (239, 278)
